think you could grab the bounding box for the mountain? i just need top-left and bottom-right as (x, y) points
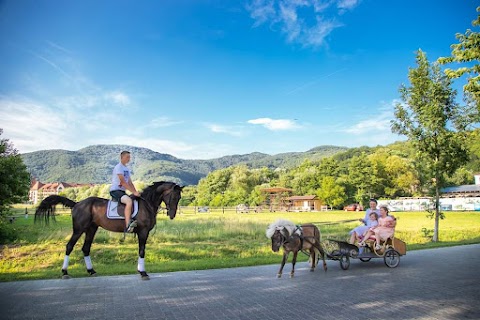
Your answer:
(21, 144), (348, 185)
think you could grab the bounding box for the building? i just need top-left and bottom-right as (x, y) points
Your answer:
(260, 187), (293, 211)
(378, 173), (480, 211)
(29, 178), (93, 204)
(441, 173), (480, 198)
(286, 195), (322, 211)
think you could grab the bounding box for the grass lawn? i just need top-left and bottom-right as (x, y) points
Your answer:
(1, 205), (479, 281)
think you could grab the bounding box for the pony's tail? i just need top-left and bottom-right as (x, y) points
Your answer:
(35, 195), (77, 224)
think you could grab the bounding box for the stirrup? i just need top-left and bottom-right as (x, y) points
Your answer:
(126, 220), (137, 233)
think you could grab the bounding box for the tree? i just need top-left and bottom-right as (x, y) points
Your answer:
(438, 7), (480, 114)
(0, 129), (31, 214)
(316, 176), (346, 209)
(391, 50), (473, 242)
(346, 154), (376, 203)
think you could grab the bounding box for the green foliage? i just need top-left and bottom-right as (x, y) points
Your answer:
(316, 176), (346, 208)
(392, 50), (473, 241)
(0, 129), (30, 215)
(438, 7), (480, 114)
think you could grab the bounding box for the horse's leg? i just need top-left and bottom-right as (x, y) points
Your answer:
(62, 231), (83, 279)
(290, 250), (298, 278)
(309, 247), (316, 272)
(277, 251), (288, 278)
(82, 224), (99, 276)
(137, 229), (150, 280)
(316, 243), (328, 272)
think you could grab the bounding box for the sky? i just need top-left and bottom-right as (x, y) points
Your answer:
(0, 0), (476, 159)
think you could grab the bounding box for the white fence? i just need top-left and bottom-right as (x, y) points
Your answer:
(378, 197), (480, 212)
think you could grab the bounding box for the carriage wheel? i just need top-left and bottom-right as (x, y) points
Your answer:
(384, 249), (400, 268)
(359, 257), (371, 262)
(339, 255), (350, 270)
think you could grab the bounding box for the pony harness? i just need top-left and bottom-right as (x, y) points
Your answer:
(106, 200), (139, 220)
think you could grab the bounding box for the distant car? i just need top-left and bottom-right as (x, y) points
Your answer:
(343, 203), (364, 211)
(197, 206), (209, 213)
(236, 204), (249, 213)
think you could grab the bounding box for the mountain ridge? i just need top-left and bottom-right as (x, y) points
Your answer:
(21, 144), (348, 185)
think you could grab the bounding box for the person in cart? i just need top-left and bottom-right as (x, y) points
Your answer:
(348, 198), (379, 244)
(359, 206), (396, 250)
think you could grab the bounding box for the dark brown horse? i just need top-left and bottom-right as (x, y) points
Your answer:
(35, 181), (183, 280)
(266, 219), (327, 278)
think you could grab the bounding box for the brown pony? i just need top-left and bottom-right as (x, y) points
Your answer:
(35, 181), (183, 280)
(266, 219), (327, 278)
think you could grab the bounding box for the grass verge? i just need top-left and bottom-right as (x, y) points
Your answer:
(1, 206), (479, 281)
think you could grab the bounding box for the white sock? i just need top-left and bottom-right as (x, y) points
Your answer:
(84, 256), (93, 270)
(62, 255), (70, 270)
(137, 257), (145, 272)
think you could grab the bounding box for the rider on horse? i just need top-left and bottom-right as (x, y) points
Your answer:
(109, 151), (140, 233)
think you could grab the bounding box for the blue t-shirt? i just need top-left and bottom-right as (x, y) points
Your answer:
(110, 162), (131, 191)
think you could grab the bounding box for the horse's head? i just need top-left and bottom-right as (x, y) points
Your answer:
(159, 183), (184, 220)
(270, 228), (288, 252)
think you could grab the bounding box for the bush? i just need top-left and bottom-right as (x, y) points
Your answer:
(0, 218), (18, 243)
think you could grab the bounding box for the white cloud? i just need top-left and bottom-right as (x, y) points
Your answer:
(246, 0), (276, 27)
(246, 0), (356, 48)
(338, 0), (359, 10)
(105, 91), (131, 107)
(206, 123), (244, 136)
(147, 117), (184, 128)
(0, 98), (71, 152)
(343, 101), (398, 135)
(248, 117), (299, 130)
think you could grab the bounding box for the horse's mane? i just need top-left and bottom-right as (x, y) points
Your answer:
(266, 219), (299, 238)
(140, 181), (176, 204)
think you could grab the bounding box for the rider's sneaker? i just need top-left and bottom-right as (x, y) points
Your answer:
(126, 220), (137, 233)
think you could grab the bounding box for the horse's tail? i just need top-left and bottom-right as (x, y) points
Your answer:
(35, 195), (77, 224)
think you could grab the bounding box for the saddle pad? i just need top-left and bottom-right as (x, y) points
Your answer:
(106, 200), (139, 220)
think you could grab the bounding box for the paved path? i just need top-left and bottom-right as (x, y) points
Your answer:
(1, 244), (479, 320)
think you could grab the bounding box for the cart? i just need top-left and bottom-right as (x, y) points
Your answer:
(323, 237), (407, 270)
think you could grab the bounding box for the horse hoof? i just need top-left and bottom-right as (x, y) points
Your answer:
(141, 275), (150, 281)
(62, 275), (71, 280)
(310, 269), (315, 272)
(87, 269), (97, 276)
(289, 274), (294, 278)
(277, 274), (282, 278)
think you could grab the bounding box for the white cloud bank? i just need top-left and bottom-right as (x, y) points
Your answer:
(247, 117), (299, 130)
(246, 0), (360, 48)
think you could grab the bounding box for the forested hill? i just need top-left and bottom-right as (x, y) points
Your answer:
(21, 144), (348, 185)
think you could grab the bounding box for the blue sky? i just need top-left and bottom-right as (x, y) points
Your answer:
(0, 0), (475, 159)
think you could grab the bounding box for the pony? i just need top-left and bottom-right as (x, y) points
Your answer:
(35, 181), (183, 280)
(266, 219), (327, 278)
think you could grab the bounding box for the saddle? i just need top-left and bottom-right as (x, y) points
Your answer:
(106, 200), (139, 220)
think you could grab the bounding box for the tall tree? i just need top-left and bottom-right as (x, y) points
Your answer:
(316, 176), (346, 209)
(0, 129), (31, 214)
(391, 50), (472, 242)
(438, 6), (480, 115)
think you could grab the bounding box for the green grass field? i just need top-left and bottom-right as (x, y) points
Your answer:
(1, 206), (479, 282)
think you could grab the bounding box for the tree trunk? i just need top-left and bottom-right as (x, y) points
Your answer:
(433, 183), (440, 242)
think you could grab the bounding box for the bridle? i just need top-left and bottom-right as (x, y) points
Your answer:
(162, 189), (173, 211)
